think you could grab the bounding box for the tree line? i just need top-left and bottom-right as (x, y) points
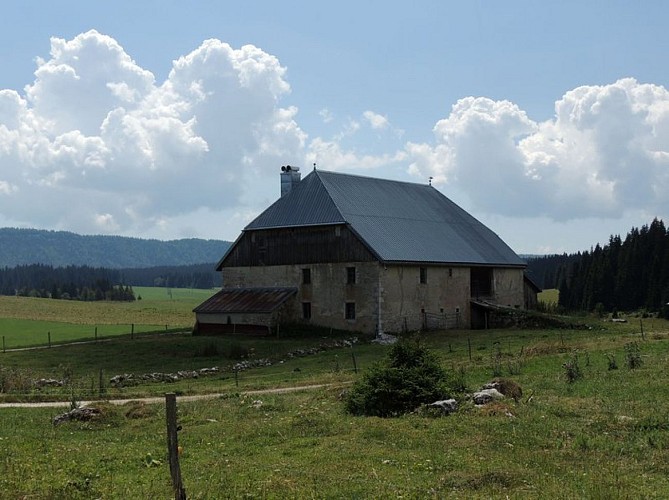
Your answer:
(0, 262), (219, 302)
(527, 218), (669, 317)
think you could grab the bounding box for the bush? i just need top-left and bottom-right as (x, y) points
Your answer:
(344, 338), (449, 417)
(625, 342), (643, 370)
(563, 353), (582, 383)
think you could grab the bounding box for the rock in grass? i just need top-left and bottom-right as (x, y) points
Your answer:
(472, 388), (505, 406)
(53, 407), (101, 426)
(429, 399), (458, 414)
(482, 378), (523, 401)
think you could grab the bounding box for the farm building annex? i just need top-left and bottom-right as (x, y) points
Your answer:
(193, 166), (538, 335)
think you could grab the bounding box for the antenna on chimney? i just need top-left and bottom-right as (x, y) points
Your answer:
(313, 162), (317, 171)
(428, 176), (433, 186)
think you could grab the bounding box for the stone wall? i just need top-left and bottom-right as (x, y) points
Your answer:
(379, 265), (470, 332)
(492, 268), (525, 309)
(222, 262), (380, 334)
(220, 263), (527, 334)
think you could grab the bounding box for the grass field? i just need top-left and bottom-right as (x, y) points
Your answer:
(538, 288), (559, 305)
(0, 287), (219, 349)
(2, 312), (669, 497)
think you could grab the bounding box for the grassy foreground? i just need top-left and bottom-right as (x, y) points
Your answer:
(1, 317), (669, 497)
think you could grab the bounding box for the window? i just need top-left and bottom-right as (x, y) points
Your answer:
(345, 302), (356, 320)
(302, 268), (311, 285)
(346, 266), (356, 284)
(302, 302), (312, 320)
(420, 267), (427, 284)
(448, 268), (453, 278)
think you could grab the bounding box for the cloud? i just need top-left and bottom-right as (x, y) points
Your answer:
(307, 137), (405, 171)
(0, 30), (306, 237)
(407, 78), (669, 221)
(319, 108), (334, 123)
(362, 110), (389, 130)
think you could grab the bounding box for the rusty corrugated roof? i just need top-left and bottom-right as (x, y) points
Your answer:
(193, 287), (297, 314)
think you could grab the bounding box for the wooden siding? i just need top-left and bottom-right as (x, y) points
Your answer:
(220, 224), (377, 267)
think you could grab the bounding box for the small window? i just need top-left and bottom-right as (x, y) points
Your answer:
(448, 268), (453, 278)
(302, 268), (311, 285)
(420, 267), (427, 284)
(345, 302), (356, 320)
(302, 302), (311, 320)
(346, 266), (356, 284)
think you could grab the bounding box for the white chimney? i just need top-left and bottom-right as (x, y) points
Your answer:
(280, 165), (301, 197)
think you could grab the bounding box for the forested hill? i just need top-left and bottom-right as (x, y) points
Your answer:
(527, 218), (669, 315)
(0, 228), (231, 268)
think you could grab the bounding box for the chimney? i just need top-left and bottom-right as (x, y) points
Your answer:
(280, 165), (301, 197)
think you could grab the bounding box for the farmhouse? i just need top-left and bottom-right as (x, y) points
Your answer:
(194, 166), (535, 335)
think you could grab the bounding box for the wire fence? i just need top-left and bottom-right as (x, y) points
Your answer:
(1, 325), (189, 353)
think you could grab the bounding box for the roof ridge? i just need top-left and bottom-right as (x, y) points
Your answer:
(315, 168), (433, 188)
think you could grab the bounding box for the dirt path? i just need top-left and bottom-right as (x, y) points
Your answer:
(0, 383), (347, 409)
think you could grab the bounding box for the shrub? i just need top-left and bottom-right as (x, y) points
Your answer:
(563, 353), (582, 383)
(625, 342), (643, 370)
(606, 353), (618, 370)
(345, 338), (449, 417)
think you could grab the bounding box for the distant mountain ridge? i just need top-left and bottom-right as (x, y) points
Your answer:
(0, 228), (231, 268)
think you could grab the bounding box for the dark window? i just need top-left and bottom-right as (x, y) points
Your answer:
(302, 302), (311, 320)
(471, 267), (493, 298)
(420, 267), (427, 284)
(302, 268), (311, 285)
(448, 268), (453, 277)
(346, 266), (356, 284)
(345, 302), (356, 320)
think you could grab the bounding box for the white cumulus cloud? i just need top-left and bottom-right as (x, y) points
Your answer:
(0, 30), (307, 237)
(407, 78), (669, 221)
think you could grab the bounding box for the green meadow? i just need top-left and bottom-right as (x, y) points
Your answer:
(0, 287), (219, 349)
(2, 290), (669, 497)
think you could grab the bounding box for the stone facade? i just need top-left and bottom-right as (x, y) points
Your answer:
(221, 262), (526, 334)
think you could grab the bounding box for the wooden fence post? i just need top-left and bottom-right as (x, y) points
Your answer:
(99, 369), (104, 397)
(165, 393), (186, 500)
(95, 326), (98, 343)
(467, 336), (472, 362)
(2, 336), (5, 353)
(131, 323), (134, 339)
(48, 331), (51, 348)
(351, 345), (358, 374)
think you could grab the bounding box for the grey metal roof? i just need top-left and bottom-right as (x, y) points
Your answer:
(243, 170), (525, 267)
(193, 287), (297, 314)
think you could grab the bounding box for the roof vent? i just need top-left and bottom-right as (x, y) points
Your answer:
(280, 165), (301, 197)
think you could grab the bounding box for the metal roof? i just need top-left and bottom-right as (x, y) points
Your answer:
(242, 170), (525, 267)
(193, 287), (297, 314)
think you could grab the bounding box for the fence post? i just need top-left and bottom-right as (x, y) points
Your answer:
(165, 393), (186, 500)
(131, 323), (134, 339)
(467, 336), (472, 362)
(48, 331), (51, 348)
(99, 369), (105, 397)
(640, 318), (645, 341)
(351, 345), (358, 374)
(2, 336), (5, 353)
(95, 326), (98, 343)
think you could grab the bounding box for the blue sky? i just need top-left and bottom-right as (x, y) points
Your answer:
(0, 1), (667, 254)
